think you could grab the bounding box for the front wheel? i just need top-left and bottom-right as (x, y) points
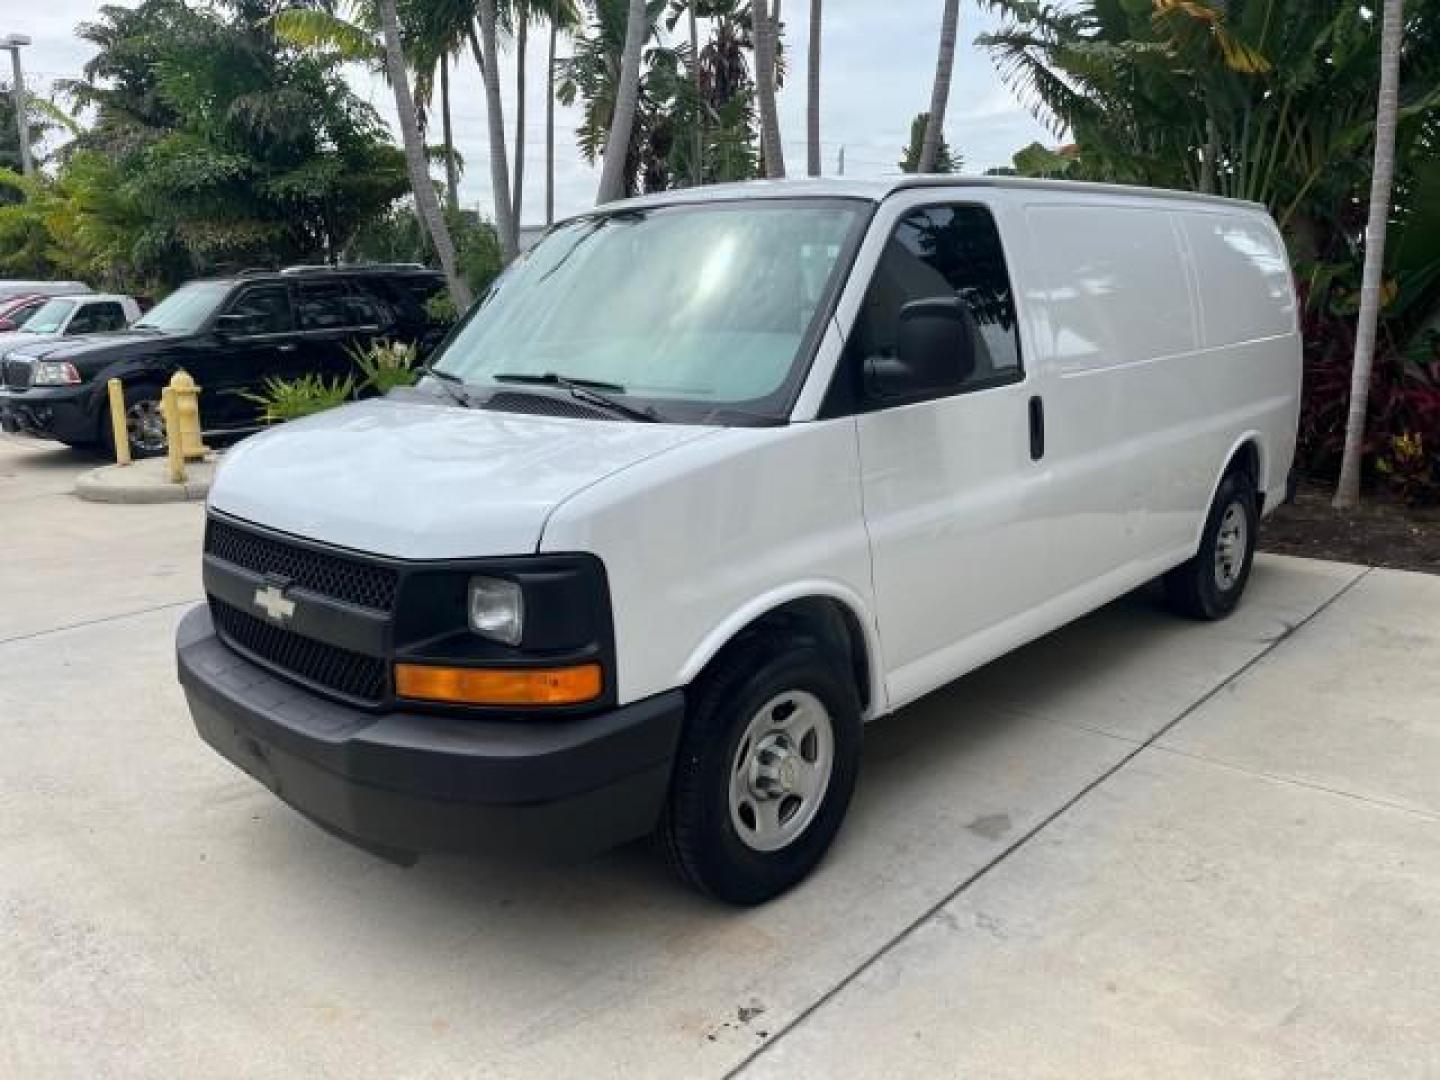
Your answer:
(99, 384), (167, 459)
(1164, 469), (1258, 620)
(657, 636), (862, 905)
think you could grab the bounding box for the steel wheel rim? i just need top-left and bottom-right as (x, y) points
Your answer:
(728, 689), (835, 853)
(127, 399), (166, 453)
(1214, 501), (1248, 591)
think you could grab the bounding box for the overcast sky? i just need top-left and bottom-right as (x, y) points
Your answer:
(10, 1), (1055, 226)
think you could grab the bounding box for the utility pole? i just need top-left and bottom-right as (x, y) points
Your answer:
(837, 145), (845, 176)
(2, 34), (32, 177)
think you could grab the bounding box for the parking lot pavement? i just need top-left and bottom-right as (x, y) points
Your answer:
(0, 436), (203, 641)
(3, 433), (1436, 1079)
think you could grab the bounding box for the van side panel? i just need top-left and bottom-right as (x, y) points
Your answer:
(1022, 201), (1201, 584)
(1179, 210), (1301, 507)
(1023, 199), (1299, 578)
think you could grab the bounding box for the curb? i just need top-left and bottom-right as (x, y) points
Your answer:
(75, 458), (216, 504)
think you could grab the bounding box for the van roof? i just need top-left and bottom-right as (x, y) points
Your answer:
(598, 175), (1267, 215)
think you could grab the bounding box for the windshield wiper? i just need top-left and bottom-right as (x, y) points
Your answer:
(420, 364), (476, 408)
(492, 371), (658, 422)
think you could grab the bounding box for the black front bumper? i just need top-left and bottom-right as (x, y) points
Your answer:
(176, 604), (684, 860)
(0, 386), (99, 444)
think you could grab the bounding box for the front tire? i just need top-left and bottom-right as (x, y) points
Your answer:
(658, 635), (862, 905)
(1164, 469), (1258, 620)
(99, 383), (167, 460)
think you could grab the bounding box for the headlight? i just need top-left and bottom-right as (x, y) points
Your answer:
(468, 576), (523, 645)
(32, 360), (81, 386)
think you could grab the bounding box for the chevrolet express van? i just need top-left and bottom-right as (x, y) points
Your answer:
(178, 178), (1300, 904)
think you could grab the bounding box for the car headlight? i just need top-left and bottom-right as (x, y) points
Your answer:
(468, 576), (524, 645)
(32, 360), (82, 386)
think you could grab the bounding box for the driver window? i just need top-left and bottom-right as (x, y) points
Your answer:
(225, 286), (294, 336)
(846, 205), (1022, 398)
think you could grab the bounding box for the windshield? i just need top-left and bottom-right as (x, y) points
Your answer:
(23, 299), (76, 335)
(134, 281), (231, 333)
(432, 200), (867, 423)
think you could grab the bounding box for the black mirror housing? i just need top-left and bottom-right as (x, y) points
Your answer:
(214, 313), (247, 339)
(864, 297), (976, 401)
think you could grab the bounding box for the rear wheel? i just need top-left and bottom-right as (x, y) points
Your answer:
(100, 384), (167, 459)
(658, 635), (861, 905)
(1164, 468), (1258, 620)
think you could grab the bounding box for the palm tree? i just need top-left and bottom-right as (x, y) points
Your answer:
(274, 0), (472, 306)
(477, 0), (519, 259)
(805, 0), (821, 177)
(440, 53), (460, 212)
(513, 2), (530, 232)
(753, 0), (785, 177)
(919, 0), (959, 173)
(1335, 0), (1405, 509)
(532, 0), (580, 226)
(688, 2), (704, 185)
(597, 0), (648, 202)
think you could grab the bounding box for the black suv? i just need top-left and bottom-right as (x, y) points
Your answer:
(0, 265), (449, 456)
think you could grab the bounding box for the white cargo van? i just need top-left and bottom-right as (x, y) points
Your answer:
(178, 178), (1300, 903)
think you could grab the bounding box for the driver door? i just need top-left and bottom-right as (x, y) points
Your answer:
(190, 283), (299, 429)
(846, 200), (1052, 708)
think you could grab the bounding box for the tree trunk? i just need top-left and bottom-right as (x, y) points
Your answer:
(475, 5), (518, 262)
(806, 0), (821, 177)
(754, 0), (785, 177)
(513, 13), (528, 232)
(919, 0), (959, 174)
(689, 0), (704, 186)
(546, 20), (557, 225)
(1334, 0), (1404, 509)
(441, 53), (459, 214)
(596, 0), (647, 203)
(377, 0), (472, 307)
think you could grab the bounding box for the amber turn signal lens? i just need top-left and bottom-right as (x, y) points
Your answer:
(394, 662), (603, 706)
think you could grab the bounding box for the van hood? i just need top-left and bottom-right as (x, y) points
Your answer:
(207, 395), (721, 559)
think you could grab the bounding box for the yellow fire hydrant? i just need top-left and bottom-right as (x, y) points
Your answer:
(168, 370), (208, 461)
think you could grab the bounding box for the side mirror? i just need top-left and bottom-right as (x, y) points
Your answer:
(864, 297), (976, 401)
(214, 313), (248, 339)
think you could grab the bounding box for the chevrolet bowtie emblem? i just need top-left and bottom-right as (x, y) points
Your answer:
(253, 584), (297, 623)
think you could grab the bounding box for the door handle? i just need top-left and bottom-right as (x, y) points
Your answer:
(1028, 396), (1045, 461)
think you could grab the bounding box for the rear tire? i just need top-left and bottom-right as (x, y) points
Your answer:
(657, 634), (862, 905)
(1164, 469), (1258, 620)
(99, 383), (167, 460)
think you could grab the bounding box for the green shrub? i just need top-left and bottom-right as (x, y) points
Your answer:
(350, 338), (420, 394)
(240, 373), (356, 423)
(425, 291), (458, 325)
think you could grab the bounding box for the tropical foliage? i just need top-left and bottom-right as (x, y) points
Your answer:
(241, 372), (359, 423)
(351, 338), (423, 393)
(559, 0), (768, 197)
(2, 0), (411, 293)
(899, 112), (960, 174)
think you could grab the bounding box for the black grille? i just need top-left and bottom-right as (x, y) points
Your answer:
(210, 596), (388, 703)
(483, 391), (617, 421)
(205, 517), (398, 612)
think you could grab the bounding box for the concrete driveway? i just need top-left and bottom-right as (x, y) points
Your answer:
(2, 433), (1437, 1079)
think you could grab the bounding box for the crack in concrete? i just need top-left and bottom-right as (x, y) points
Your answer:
(0, 598), (202, 648)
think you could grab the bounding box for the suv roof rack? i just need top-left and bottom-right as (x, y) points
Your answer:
(277, 262), (433, 275)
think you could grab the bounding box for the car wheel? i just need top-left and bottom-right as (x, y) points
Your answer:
(1164, 468), (1258, 620)
(100, 384), (167, 459)
(658, 634), (862, 905)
